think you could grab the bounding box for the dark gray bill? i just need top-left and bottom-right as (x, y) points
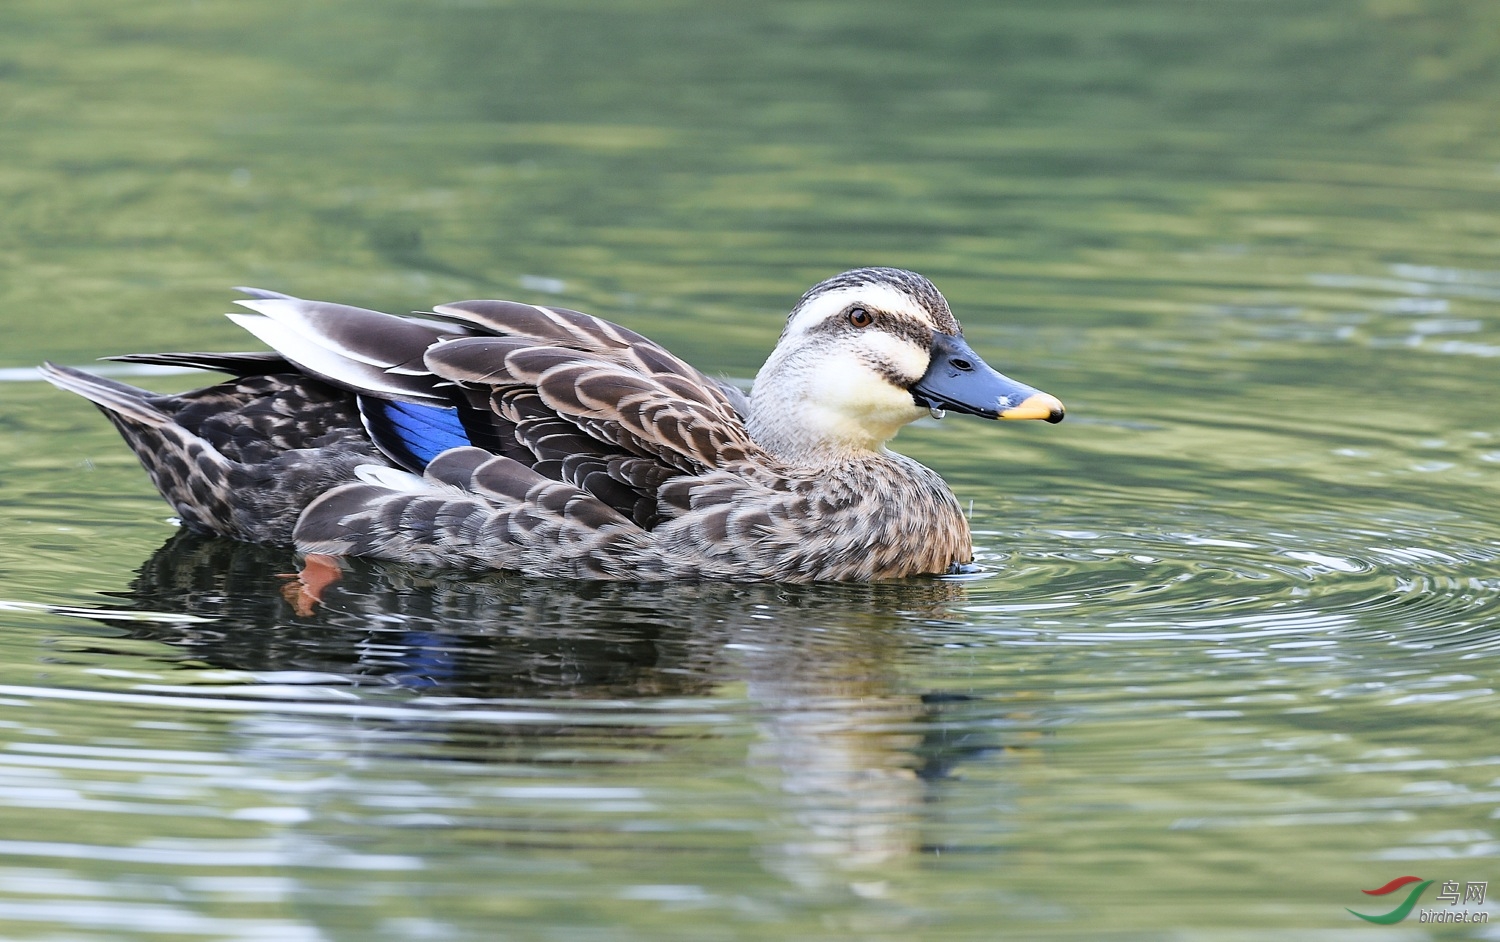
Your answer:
(911, 332), (1065, 423)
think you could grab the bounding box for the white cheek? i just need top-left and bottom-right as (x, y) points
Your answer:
(803, 349), (927, 445)
(858, 331), (929, 382)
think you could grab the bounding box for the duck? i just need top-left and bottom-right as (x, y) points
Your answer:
(41, 267), (1064, 582)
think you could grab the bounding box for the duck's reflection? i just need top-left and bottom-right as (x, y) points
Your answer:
(110, 530), (736, 697)
(101, 531), (1021, 883)
(745, 637), (929, 886)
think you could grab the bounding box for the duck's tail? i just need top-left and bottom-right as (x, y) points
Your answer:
(41, 362), (383, 543)
(40, 362), (243, 535)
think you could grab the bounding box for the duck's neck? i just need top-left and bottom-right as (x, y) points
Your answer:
(746, 349), (923, 463)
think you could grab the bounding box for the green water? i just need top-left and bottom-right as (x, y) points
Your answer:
(2, 1), (1498, 938)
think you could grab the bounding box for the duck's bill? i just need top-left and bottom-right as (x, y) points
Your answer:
(912, 333), (1065, 423)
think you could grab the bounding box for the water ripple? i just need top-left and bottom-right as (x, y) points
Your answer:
(966, 503), (1500, 661)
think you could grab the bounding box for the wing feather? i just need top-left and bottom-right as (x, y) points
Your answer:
(430, 300), (654, 352)
(190, 289), (770, 557)
(431, 300), (743, 414)
(426, 337), (757, 473)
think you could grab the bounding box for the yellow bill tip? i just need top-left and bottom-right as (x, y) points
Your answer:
(999, 392), (1065, 423)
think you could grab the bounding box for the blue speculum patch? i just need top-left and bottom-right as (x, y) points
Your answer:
(361, 396), (472, 471)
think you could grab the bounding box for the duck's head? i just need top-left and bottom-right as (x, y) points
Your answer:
(747, 268), (1064, 461)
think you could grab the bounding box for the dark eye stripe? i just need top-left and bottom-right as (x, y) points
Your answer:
(812, 310), (934, 351)
(795, 267), (962, 335)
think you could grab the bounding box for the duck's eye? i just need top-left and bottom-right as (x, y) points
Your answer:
(847, 307), (873, 328)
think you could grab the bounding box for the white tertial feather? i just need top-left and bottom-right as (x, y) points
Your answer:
(354, 464), (427, 491)
(234, 299), (384, 366)
(225, 313), (448, 402)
